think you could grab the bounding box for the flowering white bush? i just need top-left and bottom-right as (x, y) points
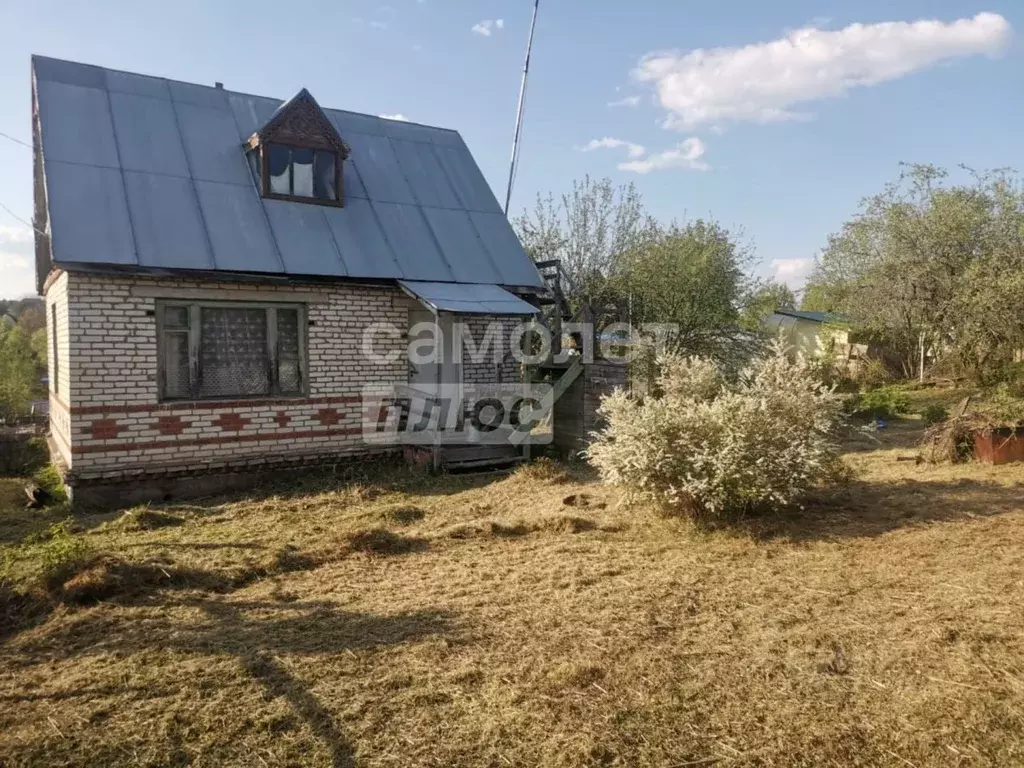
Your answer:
(586, 341), (845, 519)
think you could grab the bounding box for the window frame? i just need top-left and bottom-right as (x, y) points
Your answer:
(253, 140), (344, 208)
(155, 299), (309, 403)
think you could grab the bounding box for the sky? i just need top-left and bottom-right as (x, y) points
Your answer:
(1, 0), (1022, 299)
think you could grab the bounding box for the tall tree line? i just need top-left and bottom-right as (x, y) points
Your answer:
(514, 176), (790, 367)
(803, 164), (1024, 382)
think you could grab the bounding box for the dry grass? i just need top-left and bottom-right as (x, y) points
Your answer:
(1, 434), (1024, 767)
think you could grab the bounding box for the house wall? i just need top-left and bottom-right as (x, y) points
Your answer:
(460, 316), (521, 386)
(44, 270), (529, 486)
(49, 271), (412, 483)
(45, 270), (72, 467)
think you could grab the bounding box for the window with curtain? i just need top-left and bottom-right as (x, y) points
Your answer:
(261, 143), (339, 203)
(157, 302), (305, 401)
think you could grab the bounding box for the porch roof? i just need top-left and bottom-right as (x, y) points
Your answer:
(398, 280), (539, 315)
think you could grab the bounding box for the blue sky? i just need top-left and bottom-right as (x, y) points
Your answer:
(1, 0), (1022, 298)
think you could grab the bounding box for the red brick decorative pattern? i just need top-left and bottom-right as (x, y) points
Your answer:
(315, 408), (341, 426)
(153, 415), (188, 436)
(67, 395), (363, 416)
(275, 411), (292, 428)
(89, 418), (122, 440)
(70, 426), (364, 454)
(213, 413), (250, 431)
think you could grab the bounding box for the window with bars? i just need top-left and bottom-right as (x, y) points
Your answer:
(157, 302), (306, 401)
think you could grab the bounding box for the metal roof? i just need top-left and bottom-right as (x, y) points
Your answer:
(773, 309), (848, 325)
(398, 280), (539, 315)
(32, 55), (543, 290)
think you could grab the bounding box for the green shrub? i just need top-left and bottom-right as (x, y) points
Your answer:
(31, 464), (67, 504)
(852, 358), (893, 390)
(847, 387), (910, 420)
(586, 341), (845, 520)
(980, 384), (1024, 426)
(33, 519), (92, 591)
(20, 437), (49, 473)
(921, 404), (949, 425)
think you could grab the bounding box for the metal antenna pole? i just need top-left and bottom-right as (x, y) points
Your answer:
(503, 0), (540, 216)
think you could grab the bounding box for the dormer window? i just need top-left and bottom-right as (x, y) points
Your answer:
(267, 144), (337, 200)
(245, 89), (350, 208)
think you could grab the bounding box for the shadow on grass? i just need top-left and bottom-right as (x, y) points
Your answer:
(7, 597), (455, 767)
(740, 477), (1024, 542)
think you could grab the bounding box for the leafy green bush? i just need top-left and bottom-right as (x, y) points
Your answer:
(19, 438), (49, 474)
(979, 384), (1024, 426)
(31, 519), (92, 591)
(847, 387), (910, 420)
(920, 404), (949, 426)
(586, 341), (845, 520)
(31, 464), (67, 504)
(0, 324), (39, 422)
(852, 358), (893, 391)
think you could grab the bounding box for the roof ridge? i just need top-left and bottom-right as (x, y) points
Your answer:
(31, 54), (462, 137)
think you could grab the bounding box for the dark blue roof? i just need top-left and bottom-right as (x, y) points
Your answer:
(774, 309), (847, 324)
(32, 55), (543, 290)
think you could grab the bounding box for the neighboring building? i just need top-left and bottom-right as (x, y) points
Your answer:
(32, 56), (546, 500)
(763, 309), (851, 358)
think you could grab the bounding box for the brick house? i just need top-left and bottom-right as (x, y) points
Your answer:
(31, 56), (545, 502)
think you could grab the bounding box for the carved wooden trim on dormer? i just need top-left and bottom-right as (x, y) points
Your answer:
(245, 89), (348, 208)
(247, 89), (350, 158)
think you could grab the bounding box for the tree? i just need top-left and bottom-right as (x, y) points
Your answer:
(0, 324), (37, 422)
(514, 176), (657, 309)
(517, 179), (760, 371)
(803, 164), (1024, 381)
(15, 304), (45, 334)
(621, 220), (758, 367)
(740, 280), (796, 331)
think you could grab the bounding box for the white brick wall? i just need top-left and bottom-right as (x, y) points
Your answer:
(46, 270), (526, 482)
(45, 270), (72, 467)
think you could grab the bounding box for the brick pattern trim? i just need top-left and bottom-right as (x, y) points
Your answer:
(70, 426), (364, 455)
(68, 395), (363, 416)
(153, 415), (188, 436)
(315, 408), (341, 426)
(89, 419), (122, 440)
(213, 413), (250, 431)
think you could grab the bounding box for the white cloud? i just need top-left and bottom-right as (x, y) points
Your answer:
(0, 225), (32, 245)
(576, 137), (646, 159)
(472, 19), (503, 36)
(633, 12), (1011, 129)
(369, 20), (388, 29)
(0, 223), (37, 297)
(379, 113), (410, 122)
(607, 95), (641, 108)
(618, 138), (709, 173)
(772, 258), (815, 288)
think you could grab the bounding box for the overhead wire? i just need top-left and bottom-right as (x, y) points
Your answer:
(0, 129), (48, 239)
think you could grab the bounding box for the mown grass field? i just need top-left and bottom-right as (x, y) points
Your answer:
(1, 421), (1023, 767)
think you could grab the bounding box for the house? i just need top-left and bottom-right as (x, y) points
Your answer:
(763, 309), (851, 358)
(31, 55), (549, 503)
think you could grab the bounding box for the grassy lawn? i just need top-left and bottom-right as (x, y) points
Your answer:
(2, 427), (1024, 767)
